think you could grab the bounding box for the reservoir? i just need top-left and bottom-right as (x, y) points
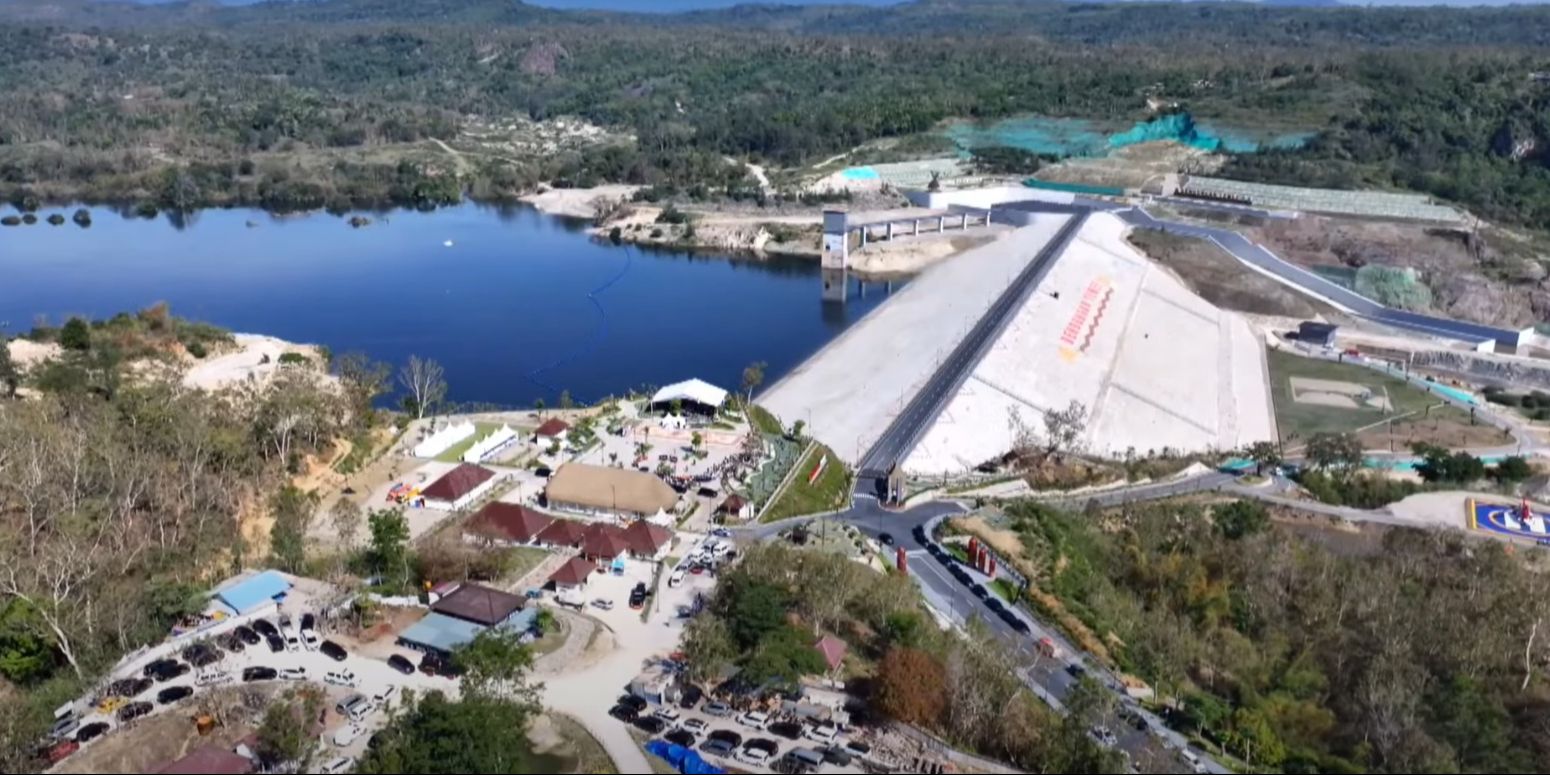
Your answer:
(0, 203), (898, 407)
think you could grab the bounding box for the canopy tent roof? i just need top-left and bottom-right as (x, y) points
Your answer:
(212, 570), (291, 615)
(650, 378), (729, 409)
(546, 463), (678, 515)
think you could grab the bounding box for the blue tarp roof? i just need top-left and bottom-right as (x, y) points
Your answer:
(645, 740), (724, 775)
(397, 609), (538, 655)
(213, 570), (291, 615)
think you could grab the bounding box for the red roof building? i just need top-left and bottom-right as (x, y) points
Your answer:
(431, 583), (525, 627)
(547, 556), (599, 589)
(421, 463), (497, 510)
(813, 634), (848, 673)
(154, 746), (255, 775)
(534, 518), (589, 548)
(580, 523), (632, 560)
(535, 418), (571, 439)
(623, 520), (673, 558)
(465, 502), (553, 545)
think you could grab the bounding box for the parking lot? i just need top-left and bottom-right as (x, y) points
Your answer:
(615, 696), (870, 775)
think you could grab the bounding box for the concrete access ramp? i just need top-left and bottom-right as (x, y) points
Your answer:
(760, 213), (1077, 465)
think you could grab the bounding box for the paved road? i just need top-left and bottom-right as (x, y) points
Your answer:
(856, 212), (1089, 491)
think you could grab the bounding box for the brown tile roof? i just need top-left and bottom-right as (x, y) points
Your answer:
(718, 494), (748, 513)
(535, 418), (571, 437)
(154, 747), (254, 775)
(431, 583), (524, 627)
(813, 634), (848, 672)
(623, 520), (673, 556)
(545, 463), (678, 515)
(466, 502), (553, 544)
(421, 463), (495, 503)
(580, 523), (631, 560)
(534, 518), (589, 548)
(548, 556), (598, 587)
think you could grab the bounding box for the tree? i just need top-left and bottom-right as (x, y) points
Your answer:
(0, 334), (17, 399)
(719, 577), (788, 649)
(1304, 432), (1363, 474)
(876, 647), (948, 726)
(558, 390), (574, 410)
(368, 508), (412, 590)
(256, 688), (323, 772)
(682, 616), (738, 685)
(1494, 455), (1533, 484)
(1042, 400), (1088, 460)
(355, 691), (537, 775)
(1214, 500), (1269, 540)
(969, 145), (1045, 175)
(334, 351), (390, 428)
(741, 626), (828, 688)
(269, 485), (318, 573)
(330, 497), (363, 548)
(1245, 440), (1281, 475)
(790, 419), (805, 440)
(690, 431), (704, 453)
(452, 629), (541, 706)
(398, 355), (447, 420)
(741, 361), (766, 404)
(58, 318), (91, 352)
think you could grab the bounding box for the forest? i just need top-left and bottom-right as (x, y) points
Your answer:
(998, 498), (1550, 773)
(0, 0), (1547, 223)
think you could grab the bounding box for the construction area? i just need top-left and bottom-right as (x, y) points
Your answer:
(904, 212), (1274, 473)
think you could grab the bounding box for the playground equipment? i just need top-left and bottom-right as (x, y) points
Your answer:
(386, 483), (424, 507)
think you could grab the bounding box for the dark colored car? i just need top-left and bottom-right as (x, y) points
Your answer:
(109, 677), (154, 697)
(265, 634), (285, 653)
(233, 625), (261, 645)
(677, 684), (703, 710)
(143, 659), (185, 682)
(319, 640), (348, 662)
(1001, 610), (1031, 633)
(388, 654), (416, 675)
(156, 686), (194, 705)
(74, 722), (109, 744)
(301, 613), (316, 631)
(707, 729), (742, 747)
(634, 716), (667, 735)
(701, 738), (736, 757)
(877, 532), (894, 546)
(984, 597), (1005, 614)
(912, 525), (927, 543)
(821, 745), (853, 766)
(608, 704), (639, 723)
(844, 740), (872, 756)
(1065, 663), (1087, 679)
(117, 702), (152, 722)
(242, 666), (277, 682)
(971, 584), (989, 599)
(665, 729), (697, 748)
(252, 619), (279, 638)
(628, 591), (646, 609)
(745, 737), (780, 756)
(768, 721), (803, 740)
(181, 644), (220, 667)
(618, 694), (648, 713)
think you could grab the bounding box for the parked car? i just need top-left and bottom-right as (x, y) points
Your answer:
(371, 685), (398, 711)
(196, 670), (231, 687)
(783, 747), (826, 772)
(677, 684), (703, 710)
(107, 677), (152, 698)
(618, 695), (648, 713)
(219, 633), (247, 653)
(735, 710), (770, 730)
(768, 721), (803, 740)
(665, 729), (696, 748)
(265, 634), (285, 653)
(710, 528), (731, 538)
(984, 597), (1005, 614)
(1065, 663), (1087, 679)
(44, 740), (79, 764)
(703, 701), (732, 717)
(252, 619), (278, 639)
(1090, 725), (1118, 747)
(682, 718), (710, 735)
(117, 701), (152, 722)
(242, 666), (277, 682)
(233, 625), (261, 645)
(325, 669), (359, 688)
(652, 707), (682, 725)
(337, 694), (372, 723)
(804, 723), (840, 744)
(333, 724), (366, 748)
(591, 598), (615, 611)
(820, 745), (852, 766)
(278, 666), (306, 681)
(143, 659), (183, 681)
(320, 756), (355, 774)
(388, 654), (416, 675)
(608, 705), (639, 723)
(634, 716), (667, 735)
(668, 570), (686, 588)
(738, 740), (778, 766)
(628, 590), (647, 609)
(156, 686), (194, 705)
(182, 644), (220, 667)
(971, 584), (989, 599)
(48, 715), (79, 741)
(74, 722), (109, 744)
(877, 532), (894, 545)
(707, 729), (742, 747)
(700, 738), (736, 757)
(319, 640), (348, 662)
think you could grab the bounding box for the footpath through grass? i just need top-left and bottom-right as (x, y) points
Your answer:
(761, 442), (851, 522)
(1267, 349), (1439, 442)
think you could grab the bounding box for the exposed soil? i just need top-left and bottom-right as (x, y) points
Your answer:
(57, 686), (277, 774)
(1127, 228), (1325, 317)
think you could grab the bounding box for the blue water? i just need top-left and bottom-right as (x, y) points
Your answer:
(1426, 383), (1479, 405)
(1366, 454), (1506, 472)
(840, 167), (881, 181)
(0, 203), (898, 408)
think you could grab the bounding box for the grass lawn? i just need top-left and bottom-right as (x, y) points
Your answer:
(747, 403), (784, 435)
(499, 546), (551, 584)
(944, 542), (970, 564)
(546, 714), (619, 774)
(529, 616), (569, 658)
(990, 576), (1022, 603)
(1267, 349), (1442, 442)
(434, 421), (503, 463)
(761, 443), (851, 522)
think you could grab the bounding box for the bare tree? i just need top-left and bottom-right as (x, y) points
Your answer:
(398, 355), (447, 420)
(329, 497), (363, 549)
(1042, 400), (1087, 461)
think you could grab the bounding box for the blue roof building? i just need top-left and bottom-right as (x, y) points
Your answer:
(212, 570), (292, 616)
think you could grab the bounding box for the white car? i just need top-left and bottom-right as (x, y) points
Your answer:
(735, 711), (769, 730)
(653, 707), (682, 725)
(591, 598), (615, 611)
(736, 747), (773, 766)
(372, 685), (399, 711)
(332, 724), (365, 748)
(682, 718), (710, 735)
(320, 756), (355, 774)
(278, 666), (306, 681)
(324, 670), (358, 688)
(337, 694), (372, 723)
(668, 570), (686, 588)
(805, 723), (839, 744)
(302, 628), (321, 650)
